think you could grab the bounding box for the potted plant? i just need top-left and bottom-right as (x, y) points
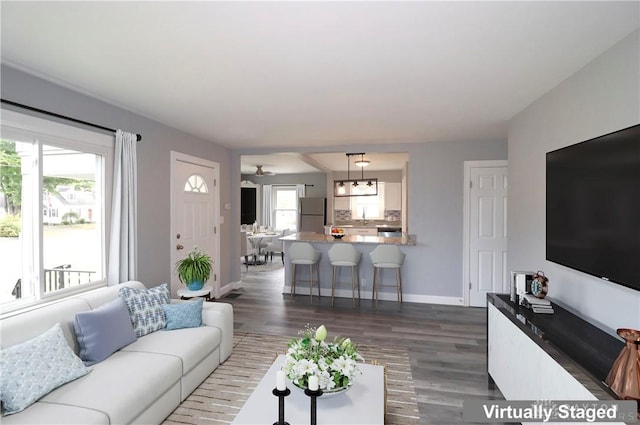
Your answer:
(175, 247), (213, 291)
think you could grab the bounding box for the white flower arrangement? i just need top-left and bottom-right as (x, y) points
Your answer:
(283, 324), (364, 391)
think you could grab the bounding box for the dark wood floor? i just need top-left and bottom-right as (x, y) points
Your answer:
(221, 266), (507, 425)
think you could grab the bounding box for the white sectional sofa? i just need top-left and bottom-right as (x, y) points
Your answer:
(0, 281), (233, 425)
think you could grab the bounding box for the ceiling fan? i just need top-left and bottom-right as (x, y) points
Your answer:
(255, 165), (275, 177)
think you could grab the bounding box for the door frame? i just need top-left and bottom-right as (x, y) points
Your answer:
(462, 160), (508, 307)
(170, 151), (221, 298)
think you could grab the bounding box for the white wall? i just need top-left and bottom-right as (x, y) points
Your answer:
(507, 30), (640, 334)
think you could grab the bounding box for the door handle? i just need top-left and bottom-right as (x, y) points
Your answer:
(176, 244), (184, 250)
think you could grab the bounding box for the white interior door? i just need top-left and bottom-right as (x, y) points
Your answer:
(464, 161), (508, 307)
(170, 152), (220, 299)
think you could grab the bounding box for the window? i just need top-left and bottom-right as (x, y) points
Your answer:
(351, 182), (385, 219)
(184, 174), (208, 193)
(272, 186), (297, 231)
(1, 110), (112, 311)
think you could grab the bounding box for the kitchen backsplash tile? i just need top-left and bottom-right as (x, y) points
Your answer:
(385, 210), (401, 220)
(335, 210), (352, 220)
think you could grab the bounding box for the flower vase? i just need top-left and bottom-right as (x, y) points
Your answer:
(605, 328), (640, 401)
(187, 280), (204, 291)
(293, 381), (352, 398)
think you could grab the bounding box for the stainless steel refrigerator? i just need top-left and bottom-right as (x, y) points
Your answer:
(298, 197), (326, 233)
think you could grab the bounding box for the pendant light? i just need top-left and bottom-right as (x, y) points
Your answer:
(333, 153), (378, 197)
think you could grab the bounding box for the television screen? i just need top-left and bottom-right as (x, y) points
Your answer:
(546, 124), (640, 291)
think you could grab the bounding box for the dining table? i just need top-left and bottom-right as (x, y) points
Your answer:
(246, 232), (277, 265)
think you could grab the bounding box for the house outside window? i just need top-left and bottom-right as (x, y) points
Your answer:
(272, 186), (297, 231)
(1, 110), (112, 311)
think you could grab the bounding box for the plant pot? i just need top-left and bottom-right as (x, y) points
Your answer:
(186, 280), (204, 291)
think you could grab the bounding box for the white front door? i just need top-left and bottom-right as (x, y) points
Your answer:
(463, 161), (508, 307)
(170, 152), (220, 298)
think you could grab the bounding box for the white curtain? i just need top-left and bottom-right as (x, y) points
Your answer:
(108, 130), (138, 285)
(296, 184), (306, 200)
(262, 184), (273, 227)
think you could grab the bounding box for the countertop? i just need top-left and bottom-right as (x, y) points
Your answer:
(281, 232), (416, 246)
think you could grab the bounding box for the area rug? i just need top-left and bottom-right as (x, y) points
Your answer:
(241, 260), (284, 273)
(163, 332), (420, 425)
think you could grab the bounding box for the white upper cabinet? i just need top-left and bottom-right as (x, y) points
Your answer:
(384, 182), (402, 211)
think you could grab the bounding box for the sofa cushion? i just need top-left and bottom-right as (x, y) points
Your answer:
(0, 401), (109, 425)
(163, 298), (203, 330)
(118, 283), (170, 337)
(74, 298), (137, 366)
(122, 325), (221, 374)
(0, 323), (90, 415)
(40, 350), (182, 425)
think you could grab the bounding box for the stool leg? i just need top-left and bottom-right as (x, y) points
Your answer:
(372, 267), (378, 304)
(396, 268), (402, 303)
(357, 266), (361, 301)
(316, 263), (321, 299)
(290, 264), (296, 297)
(331, 265), (337, 307)
(309, 264), (314, 302)
(350, 266), (356, 308)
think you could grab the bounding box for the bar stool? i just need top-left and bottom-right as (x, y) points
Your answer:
(369, 245), (405, 304)
(328, 244), (362, 307)
(288, 242), (321, 302)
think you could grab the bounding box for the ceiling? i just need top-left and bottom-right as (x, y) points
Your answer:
(2, 2), (639, 174)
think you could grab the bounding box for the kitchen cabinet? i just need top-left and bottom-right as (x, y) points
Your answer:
(345, 227), (378, 236)
(384, 182), (402, 211)
(334, 196), (351, 210)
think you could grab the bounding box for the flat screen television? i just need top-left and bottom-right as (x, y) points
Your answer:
(546, 123), (640, 292)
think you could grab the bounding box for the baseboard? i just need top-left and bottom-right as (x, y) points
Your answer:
(282, 285), (464, 306)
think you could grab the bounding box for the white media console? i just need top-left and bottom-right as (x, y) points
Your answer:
(487, 294), (630, 424)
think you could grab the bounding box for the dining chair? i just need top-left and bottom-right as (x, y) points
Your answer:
(265, 229), (288, 264)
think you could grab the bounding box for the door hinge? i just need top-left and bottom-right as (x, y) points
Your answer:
(214, 274), (217, 281)
(214, 179), (217, 187)
(214, 226), (217, 234)
(469, 282), (472, 289)
(470, 180), (473, 188)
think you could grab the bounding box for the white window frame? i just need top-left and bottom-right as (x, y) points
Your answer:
(1, 109), (113, 314)
(272, 185), (298, 231)
(350, 182), (385, 219)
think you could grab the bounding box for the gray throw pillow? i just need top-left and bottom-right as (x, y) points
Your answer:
(74, 298), (137, 366)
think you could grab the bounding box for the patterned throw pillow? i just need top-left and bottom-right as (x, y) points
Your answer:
(0, 323), (90, 415)
(118, 283), (170, 337)
(162, 298), (204, 330)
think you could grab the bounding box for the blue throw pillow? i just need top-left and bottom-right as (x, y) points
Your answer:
(162, 298), (204, 330)
(118, 283), (170, 337)
(0, 323), (89, 415)
(74, 298), (137, 366)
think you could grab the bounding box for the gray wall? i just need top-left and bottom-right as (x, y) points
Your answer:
(507, 30), (640, 334)
(232, 138), (507, 298)
(1, 65), (234, 294)
(404, 139), (507, 298)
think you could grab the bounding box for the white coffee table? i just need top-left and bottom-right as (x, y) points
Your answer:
(232, 354), (384, 425)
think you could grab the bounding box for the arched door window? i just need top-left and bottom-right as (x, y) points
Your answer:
(184, 174), (208, 193)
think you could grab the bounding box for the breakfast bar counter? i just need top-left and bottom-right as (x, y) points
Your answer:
(280, 232), (417, 246)
(280, 232), (417, 302)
